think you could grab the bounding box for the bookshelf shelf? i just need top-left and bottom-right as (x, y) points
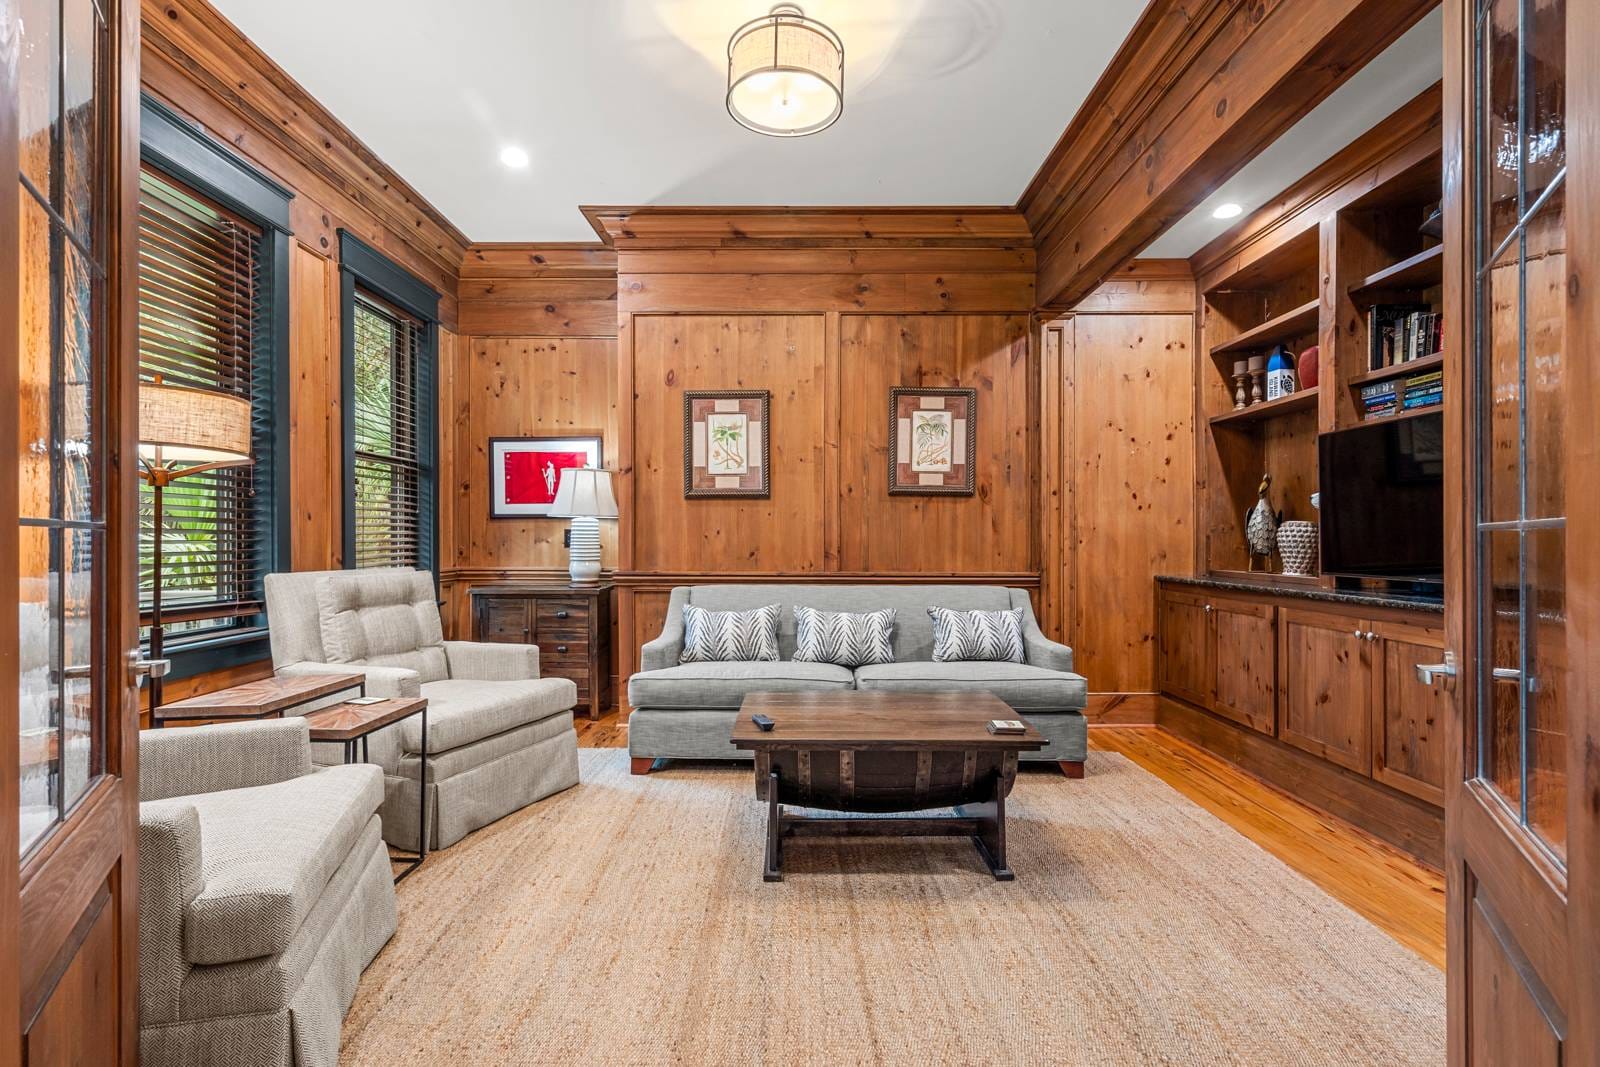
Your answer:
(1348, 352), (1444, 387)
(1209, 388), (1319, 427)
(1348, 245), (1443, 305)
(1209, 299), (1321, 358)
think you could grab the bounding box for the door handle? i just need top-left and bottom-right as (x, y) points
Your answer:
(130, 656), (172, 687)
(1415, 651), (1458, 686)
(1491, 666), (1538, 691)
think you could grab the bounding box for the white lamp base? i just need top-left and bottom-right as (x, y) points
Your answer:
(567, 516), (602, 584)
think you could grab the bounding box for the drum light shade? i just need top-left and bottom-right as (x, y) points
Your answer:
(727, 4), (844, 137)
(138, 381), (253, 467)
(548, 467), (619, 519)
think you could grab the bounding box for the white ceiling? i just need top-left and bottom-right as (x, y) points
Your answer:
(207, 0), (1144, 242)
(1143, 8), (1443, 258)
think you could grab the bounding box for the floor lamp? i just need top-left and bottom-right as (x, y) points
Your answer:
(548, 467), (617, 585)
(138, 379), (254, 710)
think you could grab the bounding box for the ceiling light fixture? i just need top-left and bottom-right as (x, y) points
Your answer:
(727, 4), (844, 138)
(499, 145), (530, 169)
(1212, 202), (1243, 220)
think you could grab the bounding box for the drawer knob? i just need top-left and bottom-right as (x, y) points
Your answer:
(556, 645), (569, 653)
(555, 610), (570, 619)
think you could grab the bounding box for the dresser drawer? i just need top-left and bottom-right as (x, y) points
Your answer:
(536, 600), (590, 636)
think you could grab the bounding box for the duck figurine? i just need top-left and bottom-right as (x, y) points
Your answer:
(1245, 473), (1281, 571)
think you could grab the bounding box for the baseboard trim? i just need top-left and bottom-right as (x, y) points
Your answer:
(1083, 692), (1157, 725)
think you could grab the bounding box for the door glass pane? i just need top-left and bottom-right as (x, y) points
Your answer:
(16, 0), (106, 857)
(1472, 0), (1568, 864)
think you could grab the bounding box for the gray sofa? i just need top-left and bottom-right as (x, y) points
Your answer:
(627, 585), (1089, 776)
(138, 719), (395, 1067)
(264, 567), (580, 851)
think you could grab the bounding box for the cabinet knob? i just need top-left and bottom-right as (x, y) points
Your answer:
(555, 610), (570, 619)
(1365, 631), (1377, 642)
(556, 645), (569, 653)
(1353, 628), (1362, 639)
(1203, 604), (1213, 614)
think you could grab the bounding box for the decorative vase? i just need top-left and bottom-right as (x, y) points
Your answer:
(1297, 345), (1320, 389)
(1278, 520), (1318, 577)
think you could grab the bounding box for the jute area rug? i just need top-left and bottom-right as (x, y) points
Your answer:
(341, 749), (1443, 1066)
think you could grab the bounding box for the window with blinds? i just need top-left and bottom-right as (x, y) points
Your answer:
(137, 168), (269, 635)
(351, 291), (426, 568)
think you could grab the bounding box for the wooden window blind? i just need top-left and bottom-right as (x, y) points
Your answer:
(351, 290), (425, 568)
(137, 167), (266, 633)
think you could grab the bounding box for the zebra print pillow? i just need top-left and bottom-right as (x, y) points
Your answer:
(678, 603), (782, 663)
(927, 606), (1026, 663)
(792, 606), (896, 668)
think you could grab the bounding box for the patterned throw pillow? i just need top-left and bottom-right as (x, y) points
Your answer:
(927, 606), (1026, 663)
(679, 603), (781, 663)
(792, 606), (896, 668)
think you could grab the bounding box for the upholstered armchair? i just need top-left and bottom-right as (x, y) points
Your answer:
(138, 719), (395, 1067)
(263, 568), (580, 850)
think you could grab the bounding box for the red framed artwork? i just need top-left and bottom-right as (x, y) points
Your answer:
(489, 436), (602, 518)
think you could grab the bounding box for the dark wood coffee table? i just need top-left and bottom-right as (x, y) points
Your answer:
(304, 696), (429, 881)
(731, 691), (1044, 882)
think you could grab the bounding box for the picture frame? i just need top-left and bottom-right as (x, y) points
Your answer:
(683, 390), (770, 498)
(889, 387), (976, 496)
(489, 436), (602, 518)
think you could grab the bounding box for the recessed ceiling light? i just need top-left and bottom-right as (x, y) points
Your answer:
(1212, 202), (1243, 220)
(499, 146), (530, 169)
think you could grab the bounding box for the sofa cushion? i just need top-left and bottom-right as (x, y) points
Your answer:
(180, 763), (384, 965)
(314, 571), (448, 682)
(928, 606), (1026, 663)
(629, 661), (855, 709)
(679, 603), (781, 663)
(411, 677), (577, 753)
(793, 606), (896, 667)
(853, 661), (1088, 710)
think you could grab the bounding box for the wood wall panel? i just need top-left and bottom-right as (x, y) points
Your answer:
(836, 314), (1034, 574)
(288, 244), (341, 570)
(630, 314), (829, 574)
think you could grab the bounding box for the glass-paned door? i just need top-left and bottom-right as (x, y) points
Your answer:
(16, 0), (108, 856)
(1473, 0), (1568, 863)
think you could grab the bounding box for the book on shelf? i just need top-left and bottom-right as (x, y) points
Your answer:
(1367, 303), (1442, 369)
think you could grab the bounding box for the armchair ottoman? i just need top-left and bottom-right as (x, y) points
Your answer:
(264, 568), (580, 851)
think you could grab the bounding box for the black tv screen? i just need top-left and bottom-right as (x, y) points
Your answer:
(1318, 412), (1444, 581)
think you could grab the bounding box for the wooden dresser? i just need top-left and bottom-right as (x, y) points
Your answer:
(469, 582), (614, 720)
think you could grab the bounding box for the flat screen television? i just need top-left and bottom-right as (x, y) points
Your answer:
(1318, 412), (1444, 583)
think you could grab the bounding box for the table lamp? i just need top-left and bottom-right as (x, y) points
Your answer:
(138, 378), (254, 709)
(548, 467), (617, 585)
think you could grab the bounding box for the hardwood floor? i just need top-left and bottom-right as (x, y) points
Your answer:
(574, 711), (1444, 969)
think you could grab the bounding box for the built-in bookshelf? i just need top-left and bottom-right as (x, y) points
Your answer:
(1190, 87), (1443, 580)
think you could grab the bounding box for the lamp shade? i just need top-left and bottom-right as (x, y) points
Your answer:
(548, 467), (618, 519)
(138, 381), (253, 467)
(727, 4), (843, 137)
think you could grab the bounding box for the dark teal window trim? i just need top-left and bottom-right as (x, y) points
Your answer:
(337, 231), (440, 577)
(139, 93), (293, 682)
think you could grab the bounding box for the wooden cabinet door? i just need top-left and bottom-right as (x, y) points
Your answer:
(1370, 620), (1448, 807)
(1209, 599), (1277, 734)
(1278, 608), (1371, 774)
(1157, 588), (1211, 708)
(475, 597), (532, 644)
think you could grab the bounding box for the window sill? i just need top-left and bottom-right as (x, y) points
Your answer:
(146, 626), (272, 683)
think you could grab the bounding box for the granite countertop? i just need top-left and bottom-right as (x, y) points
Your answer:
(1157, 574), (1444, 614)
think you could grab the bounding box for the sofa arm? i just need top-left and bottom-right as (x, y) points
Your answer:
(1009, 590), (1074, 673)
(139, 719), (312, 802)
(445, 640), (539, 681)
(639, 587), (689, 671)
(276, 660), (421, 699)
(138, 801), (205, 1023)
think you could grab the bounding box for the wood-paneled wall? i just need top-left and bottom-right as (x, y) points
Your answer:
(441, 244), (619, 636)
(1040, 260), (1198, 724)
(139, 0), (466, 708)
(591, 207), (1040, 695)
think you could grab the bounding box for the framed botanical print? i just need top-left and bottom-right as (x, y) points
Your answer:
(683, 390), (770, 498)
(489, 436), (602, 518)
(889, 387), (976, 495)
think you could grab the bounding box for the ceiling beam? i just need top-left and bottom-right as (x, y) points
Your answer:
(1019, 0), (1438, 311)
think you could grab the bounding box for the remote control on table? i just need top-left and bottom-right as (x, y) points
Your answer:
(751, 714), (776, 732)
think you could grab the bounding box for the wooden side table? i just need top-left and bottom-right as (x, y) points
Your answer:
(469, 582), (613, 720)
(304, 696), (429, 881)
(152, 671), (366, 727)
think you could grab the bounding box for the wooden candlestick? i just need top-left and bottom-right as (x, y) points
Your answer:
(1232, 359), (1251, 409)
(1247, 354), (1267, 404)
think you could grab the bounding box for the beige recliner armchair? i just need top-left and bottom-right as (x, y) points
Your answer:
(264, 568), (579, 850)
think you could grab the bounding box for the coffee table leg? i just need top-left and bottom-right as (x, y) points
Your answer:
(764, 769), (783, 883)
(970, 774), (1014, 881)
